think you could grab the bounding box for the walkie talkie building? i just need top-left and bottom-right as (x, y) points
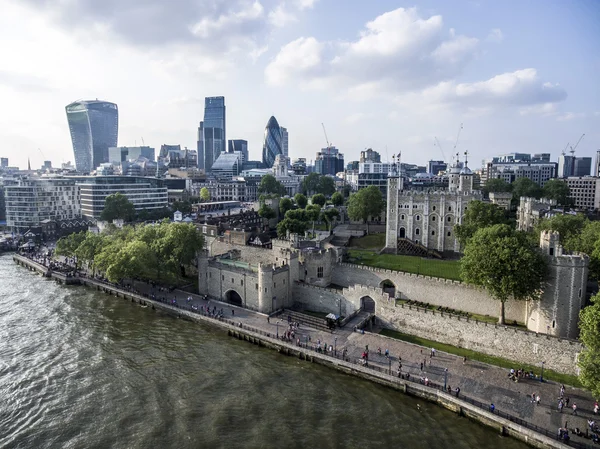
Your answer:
(66, 100), (119, 173)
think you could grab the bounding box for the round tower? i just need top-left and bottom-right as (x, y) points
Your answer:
(258, 263), (275, 313)
(197, 250), (209, 296)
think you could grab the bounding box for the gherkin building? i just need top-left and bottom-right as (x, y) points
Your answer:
(262, 116), (283, 168)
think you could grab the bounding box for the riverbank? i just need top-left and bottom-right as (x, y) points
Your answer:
(12, 254), (591, 449)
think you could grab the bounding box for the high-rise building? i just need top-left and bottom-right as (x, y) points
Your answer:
(574, 157), (592, 177)
(108, 146), (155, 164)
(0, 158), (8, 168)
(280, 127), (289, 158)
(197, 96), (226, 172)
(428, 160), (447, 175)
(65, 100), (118, 173)
(228, 139), (249, 163)
(360, 149), (381, 163)
(262, 116), (283, 168)
(594, 150), (600, 177)
(558, 154), (575, 178)
(315, 146), (344, 176)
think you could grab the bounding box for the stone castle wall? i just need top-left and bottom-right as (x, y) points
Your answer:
(332, 263), (527, 323)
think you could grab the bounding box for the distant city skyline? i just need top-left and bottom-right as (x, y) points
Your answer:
(0, 0), (598, 170)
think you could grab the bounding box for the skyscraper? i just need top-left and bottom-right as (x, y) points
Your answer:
(262, 116), (283, 168)
(65, 100), (118, 173)
(228, 139), (248, 163)
(280, 127), (289, 158)
(197, 96), (226, 172)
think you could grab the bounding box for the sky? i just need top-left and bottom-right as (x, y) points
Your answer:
(0, 0), (599, 170)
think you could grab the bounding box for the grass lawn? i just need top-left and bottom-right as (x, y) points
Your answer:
(380, 328), (582, 388)
(347, 249), (462, 281)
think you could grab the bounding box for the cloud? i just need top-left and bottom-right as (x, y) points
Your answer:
(556, 112), (586, 121)
(0, 70), (55, 92)
(296, 0), (318, 9)
(344, 112), (369, 124)
(519, 103), (558, 117)
(265, 37), (324, 85)
(268, 4), (298, 27)
(486, 28), (504, 43)
(266, 7), (479, 92)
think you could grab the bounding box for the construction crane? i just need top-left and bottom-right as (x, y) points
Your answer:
(561, 142), (570, 155)
(141, 137), (145, 146)
(570, 134), (585, 156)
(38, 148), (45, 159)
(452, 123), (464, 154)
(321, 123), (332, 175)
(434, 137), (446, 162)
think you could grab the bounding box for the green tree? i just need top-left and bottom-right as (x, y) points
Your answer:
(277, 218), (308, 238)
(258, 204), (276, 220)
(171, 200), (192, 214)
(331, 192), (344, 207)
(461, 224), (547, 324)
(294, 193), (308, 209)
(578, 293), (600, 398)
(542, 179), (571, 205)
(279, 197), (293, 215)
(258, 174), (286, 196)
(512, 178), (543, 203)
(305, 204), (321, 234)
(347, 186), (385, 235)
(55, 231), (86, 258)
(302, 173), (320, 196)
(200, 187), (211, 202)
(454, 200), (509, 246)
(101, 193), (136, 222)
(482, 178), (512, 196)
(311, 194), (326, 207)
(322, 208), (340, 232)
(317, 176), (336, 196)
(74, 233), (106, 276)
(536, 214), (587, 249)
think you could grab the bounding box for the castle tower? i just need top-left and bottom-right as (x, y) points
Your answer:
(448, 152), (461, 193)
(458, 151), (474, 193)
(385, 153), (401, 251)
(258, 263), (275, 313)
(197, 250), (210, 296)
(526, 231), (589, 339)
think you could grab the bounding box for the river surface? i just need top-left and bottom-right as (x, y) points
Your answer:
(0, 255), (529, 449)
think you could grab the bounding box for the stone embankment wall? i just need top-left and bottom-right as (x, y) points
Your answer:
(333, 263), (527, 323)
(375, 299), (582, 376)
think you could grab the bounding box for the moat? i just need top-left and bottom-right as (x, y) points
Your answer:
(0, 255), (530, 449)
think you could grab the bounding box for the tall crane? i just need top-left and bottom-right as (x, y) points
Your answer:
(321, 123), (333, 175)
(434, 137), (446, 162)
(452, 123), (464, 154)
(561, 142), (570, 155)
(570, 133), (585, 156)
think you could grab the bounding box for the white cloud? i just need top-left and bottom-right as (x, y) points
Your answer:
(486, 28), (504, 43)
(190, 1), (264, 39)
(264, 37), (324, 85)
(344, 112), (369, 124)
(296, 0), (318, 9)
(268, 4), (298, 27)
(519, 103), (558, 116)
(556, 112), (586, 121)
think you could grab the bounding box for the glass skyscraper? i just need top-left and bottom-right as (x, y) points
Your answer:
(65, 100), (118, 173)
(262, 116), (283, 168)
(197, 96), (226, 172)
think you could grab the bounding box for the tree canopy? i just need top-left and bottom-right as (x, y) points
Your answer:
(536, 214), (587, 249)
(294, 193), (308, 209)
(511, 178), (543, 202)
(331, 192), (344, 207)
(200, 187), (211, 202)
(311, 194), (326, 207)
(258, 204), (276, 220)
(460, 224), (547, 323)
(578, 292), (600, 398)
(482, 178), (512, 196)
(347, 186), (385, 234)
(321, 208), (339, 232)
(258, 174), (286, 196)
(542, 179), (571, 205)
(317, 176), (336, 196)
(279, 197), (293, 215)
(301, 173), (336, 196)
(454, 200), (509, 246)
(55, 222), (204, 283)
(100, 193), (136, 222)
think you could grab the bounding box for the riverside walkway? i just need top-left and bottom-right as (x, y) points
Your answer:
(13, 253), (599, 448)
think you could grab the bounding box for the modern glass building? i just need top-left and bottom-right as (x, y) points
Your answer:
(197, 96), (226, 172)
(228, 139), (248, 163)
(280, 127), (288, 158)
(262, 116), (283, 168)
(65, 100), (119, 173)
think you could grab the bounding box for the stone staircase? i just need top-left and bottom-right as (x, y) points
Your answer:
(284, 309), (333, 333)
(330, 235), (350, 247)
(396, 238), (442, 259)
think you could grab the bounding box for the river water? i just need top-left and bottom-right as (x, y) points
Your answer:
(0, 255), (528, 449)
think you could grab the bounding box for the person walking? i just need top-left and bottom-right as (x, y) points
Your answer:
(572, 403), (578, 415)
(536, 395), (541, 405)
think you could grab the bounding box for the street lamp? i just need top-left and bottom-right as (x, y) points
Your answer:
(444, 368), (448, 390)
(540, 361), (545, 383)
(334, 337), (338, 356)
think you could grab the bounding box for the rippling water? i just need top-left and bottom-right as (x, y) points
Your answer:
(0, 255), (529, 449)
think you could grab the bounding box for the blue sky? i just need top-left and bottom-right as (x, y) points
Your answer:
(0, 0), (598, 170)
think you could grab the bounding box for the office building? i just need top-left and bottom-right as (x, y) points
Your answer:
(0, 158), (8, 168)
(78, 176), (168, 219)
(280, 127), (289, 158)
(482, 153), (557, 187)
(574, 157), (592, 177)
(558, 154), (591, 178)
(5, 178), (81, 232)
(594, 150), (600, 177)
(65, 100), (118, 173)
(360, 149), (381, 163)
(109, 146), (155, 164)
(565, 177), (600, 210)
(262, 116), (283, 168)
(197, 96), (226, 172)
(159, 145), (197, 168)
(291, 158), (307, 175)
(428, 160), (447, 175)
(211, 152), (243, 180)
(228, 140), (249, 163)
(315, 146), (344, 176)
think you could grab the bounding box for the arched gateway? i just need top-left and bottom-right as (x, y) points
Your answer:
(360, 296), (376, 313)
(225, 289), (243, 306)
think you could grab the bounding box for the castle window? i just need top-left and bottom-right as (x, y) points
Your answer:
(415, 240), (419, 244)
(401, 214), (405, 220)
(448, 206), (452, 211)
(209, 272), (211, 278)
(283, 279), (286, 285)
(232, 278), (234, 283)
(431, 230), (435, 236)
(447, 231), (451, 237)
(416, 215), (420, 221)
(579, 288), (582, 298)
(274, 282), (276, 288)
(415, 228), (420, 235)
(431, 216), (436, 221)
(549, 248), (554, 256)
(317, 267), (324, 278)
(552, 320), (556, 328)
(222, 275), (224, 281)
(447, 217), (452, 222)
(432, 206), (436, 211)
(241, 280), (243, 286)
(256, 283), (258, 290)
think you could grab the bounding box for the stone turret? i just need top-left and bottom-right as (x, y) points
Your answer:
(258, 262), (274, 313)
(526, 230), (589, 339)
(197, 250), (209, 296)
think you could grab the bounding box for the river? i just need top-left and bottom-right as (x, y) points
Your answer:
(0, 255), (528, 448)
